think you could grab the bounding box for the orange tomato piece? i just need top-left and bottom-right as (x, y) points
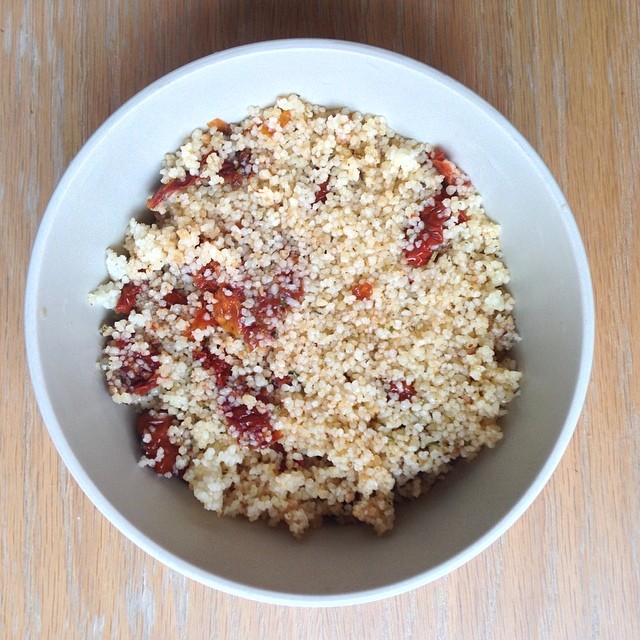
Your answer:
(351, 282), (373, 300)
(212, 289), (243, 337)
(208, 117), (231, 134)
(278, 110), (291, 127)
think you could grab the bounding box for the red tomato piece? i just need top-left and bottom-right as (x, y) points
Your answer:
(240, 270), (304, 347)
(237, 148), (253, 173)
(218, 159), (244, 188)
(405, 199), (449, 267)
(115, 283), (141, 315)
(387, 381), (416, 402)
(163, 290), (188, 306)
(314, 179), (330, 204)
(430, 147), (470, 189)
(194, 349), (232, 387)
(218, 149), (252, 189)
(111, 341), (161, 395)
(147, 173), (198, 210)
(277, 268), (305, 302)
(148, 150), (216, 211)
(139, 419), (180, 475)
(240, 293), (282, 347)
(222, 401), (280, 449)
(193, 262), (220, 292)
(136, 411), (174, 437)
(130, 373), (160, 396)
(432, 158), (458, 186)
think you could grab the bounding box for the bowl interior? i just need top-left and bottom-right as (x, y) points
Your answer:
(25, 40), (593, 605)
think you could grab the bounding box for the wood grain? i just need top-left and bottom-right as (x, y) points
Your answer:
(2, 1), (638, 638)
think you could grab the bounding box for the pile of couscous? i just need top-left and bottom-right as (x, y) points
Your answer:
(89, 95), (521, 536)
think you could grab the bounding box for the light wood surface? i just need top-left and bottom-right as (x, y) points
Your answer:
(2, 1), (638, 638)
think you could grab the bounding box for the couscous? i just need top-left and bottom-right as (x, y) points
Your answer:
(90, 95), (521, 536)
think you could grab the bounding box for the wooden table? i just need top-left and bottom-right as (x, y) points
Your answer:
(2, 2), (638, 637)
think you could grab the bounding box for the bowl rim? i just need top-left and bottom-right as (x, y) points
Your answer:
(24, 37), (595, 607)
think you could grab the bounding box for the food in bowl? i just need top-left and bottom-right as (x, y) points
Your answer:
(89, 95), (521, 536)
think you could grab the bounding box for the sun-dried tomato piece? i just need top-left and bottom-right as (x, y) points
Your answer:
(222, 400), (281, 449)
(237, 148), (253, 173)
(136, 411), (174, 437)
(148, 150), (216, 211)
(192, 262), (220, 292)
(314, 179), (330, 204)
(273, 375), (293, 387)
(111, 341), (161, 395)
(163, 289), (188, 306)
(137, 415), (180, 475)
(432, 156), (458, 187)
(130, 373), (160, 396)
(351, 282), (373, 300)
(219, 159), (244, 188)
(241, 295), (286, 345)
(227, 375), (275, 405)
(187, 289), (244, 339)
(429, 147), (470, 190)
(278, 266), (305, 302)
(240, 268), (304, 347)
(272, 442), (305, 472)
(405, 199), (449, 267)
(241, 293), (283, 347)
(271, 441), (288, 472)
(387, 381), (416, 402)
(115, 283), (141, 315)
(257, 112), (290, 136)
(278, 110), (292, 127)
(189, 307), (217, 337)
(218, 149), (253, 189)
(208, 117), (231, 135)
(147, 173), (198, 211)
(275, 441), (305, 468)
(212, 288), (243, 337)
(192, 266), (304, 346)
(194, 349), (232, 387)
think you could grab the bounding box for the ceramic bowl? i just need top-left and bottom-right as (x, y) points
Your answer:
(25, 39), (594, 606)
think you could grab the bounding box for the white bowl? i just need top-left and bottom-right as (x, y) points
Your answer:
(25, 39), (594, 606)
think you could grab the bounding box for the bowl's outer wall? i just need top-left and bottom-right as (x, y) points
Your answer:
(26, 40), (593, 605)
